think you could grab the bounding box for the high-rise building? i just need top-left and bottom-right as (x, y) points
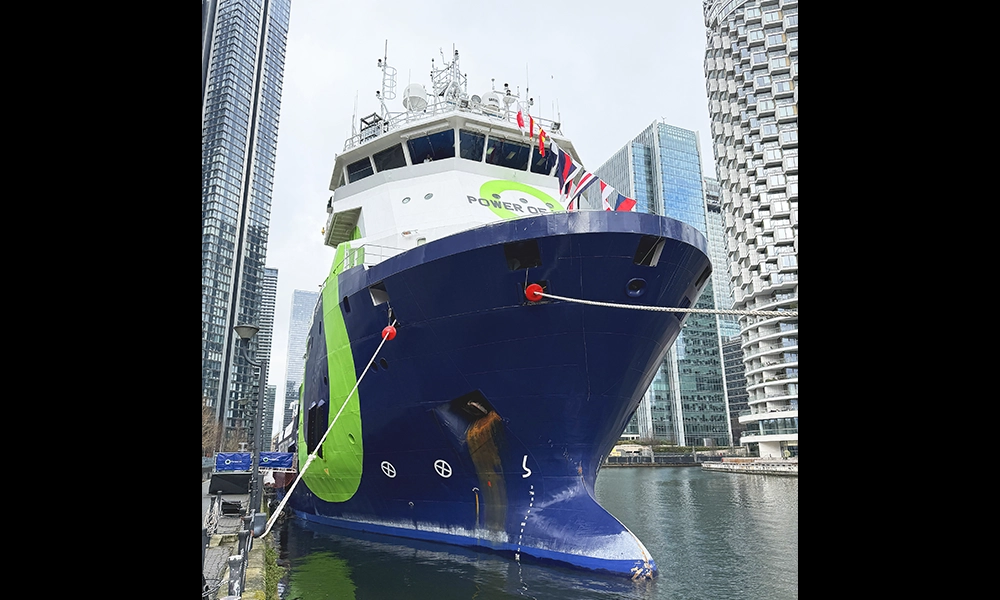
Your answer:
(201, 0), (292, 449)
(721, 336), (749, 445)
(281, 290), (320, 434)
(703, 0), (798, 458)
(258, 268), (278, 442)
(263, 384), (277, 450)
(704, 177), (740, 339)
(259, 267), (278, 369)
(591, 121), (730, 447)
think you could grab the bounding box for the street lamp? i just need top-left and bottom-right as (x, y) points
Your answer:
(233, 323), (267, 517)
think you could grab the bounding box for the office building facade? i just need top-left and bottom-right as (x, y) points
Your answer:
(282, 289), (320, 434)
(201, 0), (292, 449)
(591, 121), (731, 447)
(703, 0), (798, 457)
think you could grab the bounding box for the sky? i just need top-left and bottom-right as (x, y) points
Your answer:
(261, 1), (716, 440)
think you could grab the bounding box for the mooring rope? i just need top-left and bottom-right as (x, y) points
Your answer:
(525, 285), (797, 318)
(258, 320), (398, 539)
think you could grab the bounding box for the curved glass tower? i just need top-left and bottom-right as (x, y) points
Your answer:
(703, 0), (798, 458)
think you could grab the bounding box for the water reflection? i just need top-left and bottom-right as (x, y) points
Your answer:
(279, 467), (796, 599)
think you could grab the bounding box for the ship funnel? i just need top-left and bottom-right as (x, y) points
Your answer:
(402, 83), (428, 111)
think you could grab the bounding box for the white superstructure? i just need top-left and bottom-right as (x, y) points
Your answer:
(323, 47), (583, 269)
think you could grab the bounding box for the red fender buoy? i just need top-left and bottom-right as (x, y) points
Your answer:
(525, 283), (544, 302)
(382, 325), (396, 340)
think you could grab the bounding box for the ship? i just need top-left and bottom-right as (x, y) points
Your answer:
(277, 47), (712, 579)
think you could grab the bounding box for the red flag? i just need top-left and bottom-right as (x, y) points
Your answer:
(516, 111), (525, 133)
(539, 129), (546, 156)
(529, 116), (534, 139)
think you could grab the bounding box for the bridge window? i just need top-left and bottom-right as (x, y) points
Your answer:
(485, 138), (530, 170)
(373, 144), (406, 172)
(529, 145), (556, 175)
(460, 129), (485, 161)
(407, 129), (455, 163)
(347, 157), (374, 182)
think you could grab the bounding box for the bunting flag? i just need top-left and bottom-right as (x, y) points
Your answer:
(613, 191), (637, 212)
(516, 110), (526, 134)
(555, 144), (580, 199)
(599, 181), (615, 211)
(538, 128), (547, 156)
(569, 170), (599, 206)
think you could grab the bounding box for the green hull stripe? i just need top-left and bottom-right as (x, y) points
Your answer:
(298, 243), (364, 502)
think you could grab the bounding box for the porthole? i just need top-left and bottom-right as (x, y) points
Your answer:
(379, 358), (389, 370)
(424, 193), (433, 200)
(348, 433), (356, 444)
(402, 197), (411, 204)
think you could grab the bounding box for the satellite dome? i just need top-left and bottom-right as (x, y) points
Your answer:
(402, 83), (428, 111)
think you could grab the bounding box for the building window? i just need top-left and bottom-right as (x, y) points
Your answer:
(777, 105), (797, 119)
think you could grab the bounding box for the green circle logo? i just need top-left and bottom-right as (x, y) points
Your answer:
(478, 180), (563, 220)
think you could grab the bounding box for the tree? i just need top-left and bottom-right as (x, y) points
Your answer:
(202, 398), (219, 456)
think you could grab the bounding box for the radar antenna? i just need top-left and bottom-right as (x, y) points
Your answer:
(430, 45), (467, 105)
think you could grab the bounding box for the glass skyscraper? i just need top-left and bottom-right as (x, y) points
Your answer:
(591, 121), (731, 447)
(703, 0), (798, 458)
(201, 0), (291, 449)
(282, 289), (320, 434)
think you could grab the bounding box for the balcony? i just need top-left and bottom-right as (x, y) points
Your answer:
(776, 104), (797, 123)
(779, 131), (798, 148)
(768, 56), (792, 75)
(773, 80), (794, 98)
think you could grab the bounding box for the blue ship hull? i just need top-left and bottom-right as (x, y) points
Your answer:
(281, 210), (711, 578)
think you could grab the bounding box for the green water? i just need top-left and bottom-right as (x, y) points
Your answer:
(277, 466), (798, 599)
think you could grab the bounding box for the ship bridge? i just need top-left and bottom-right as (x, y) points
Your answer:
(323, 47), (583, 268)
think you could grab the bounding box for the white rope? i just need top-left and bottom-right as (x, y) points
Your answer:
(536, 291), (797, 318)
(258, 320), (397, 538)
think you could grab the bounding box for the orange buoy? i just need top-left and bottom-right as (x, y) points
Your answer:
(525, 283), (544, 302)
(382, 325), (396, 340)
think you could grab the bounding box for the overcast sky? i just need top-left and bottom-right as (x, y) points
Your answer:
(261, 1), (716, 439)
